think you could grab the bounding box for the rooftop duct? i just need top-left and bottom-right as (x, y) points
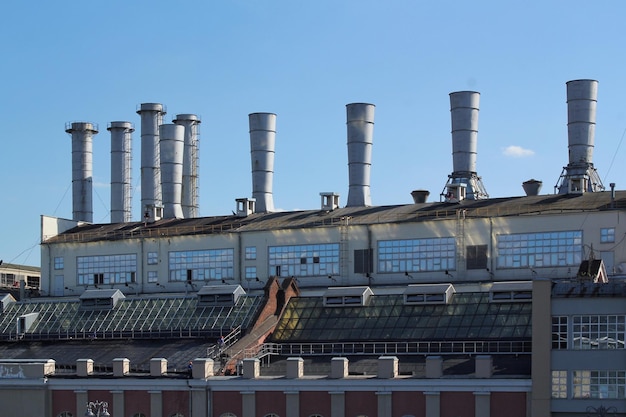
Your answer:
(249, 113), (276, 213)
(411, 190), (430, 204)
(159, 124), (185, 219)
(522, 179), (542, 196)
(137, 103), (166, 221)
(65, 121), (98, 222)
(555, 79), (604, 194)
(442, 91), (489, 202)
(346, 103), (375, 207)
(107, 121), (134, 223)
(173, 114), (201, 218)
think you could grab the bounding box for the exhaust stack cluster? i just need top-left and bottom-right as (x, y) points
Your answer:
(64, 79), (610, 224)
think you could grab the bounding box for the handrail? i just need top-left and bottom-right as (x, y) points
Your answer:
(266, 340), (531, 356)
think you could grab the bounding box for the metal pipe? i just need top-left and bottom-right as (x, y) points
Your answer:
(450, 91), (479, 174)
(346, 103), (375, 207)
(159, 124), (185, 219)
(65, 121), (98, 222)
(107, 121), (134, 223)
(137, 103), (166, 220)
(173, 114), (201, 218)
(249, 112), (276, 213)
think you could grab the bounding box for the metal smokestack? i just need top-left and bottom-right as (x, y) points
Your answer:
(137, 103), (166, 220)
(159, 124), (185, 219)
(249, 113), (276, 213)
(173, 114), (201, 218)
(65, 121), (98, 222)
(107, 121), (134, 223)
(442, 91), (488, 201)
(556, 79), (604, 194)
(346, 103), (375, 207)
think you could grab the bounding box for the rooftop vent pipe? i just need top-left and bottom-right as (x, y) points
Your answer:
(137, 103), (166, 221)
(411, 190), (430, 204)
(522, 179), (542, 196)
(65, 121), (98, 222)
(159, 124), (185, 219)
(107, 121), (134, 223)
(441, 91), (489, 202)
(173, 114), (201, 218)
(249, 113), (276, 213)
(555, 79), (604, 194)
(346, 103), (375, 207)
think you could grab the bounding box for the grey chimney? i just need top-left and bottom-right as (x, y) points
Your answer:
(249, 113), (276, 213)
(346, 103), (375, 207)
(556, 79), (604, 194)
(108, 121), (134, 223)
(65, 121), (98, 222)
(159, 124), (185, 219)
(137, 103), (166, 221)
(442, 91), (488, 202)
(173, 114), (201, 218)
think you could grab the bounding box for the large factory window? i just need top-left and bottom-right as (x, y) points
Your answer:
(77, 254), (137, 286)
(377, 237), (456, 273)
(496, 230), (582, 269)
(169, 249), (234, 282)
(268, 243), (339, 277)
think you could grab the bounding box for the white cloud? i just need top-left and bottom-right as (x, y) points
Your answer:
(502, 145), (535, 157)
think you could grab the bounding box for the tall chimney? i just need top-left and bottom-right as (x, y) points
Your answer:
(173, 114), (201, 218)
(249, 113), (276, 213)
(107, 121), (134, 223)
(556, 79), (604, 194)
(159, 124), (184, 219)
(65, 122), (98, 222)
(346, 103), (375, 207)
(137, 103), (166, 221)
(442, 91), (488, 201)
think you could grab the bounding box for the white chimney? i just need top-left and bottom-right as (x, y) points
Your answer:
(108, 121), (134, 223)
(249, 113), (276, 213)
(173, 114), (201, 218)
(65, 121), (98, 222)
(346, 103), (375, 207)
(159, 124), (185, 219)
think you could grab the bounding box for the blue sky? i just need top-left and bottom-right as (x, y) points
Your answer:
(2, 1), (626, 267)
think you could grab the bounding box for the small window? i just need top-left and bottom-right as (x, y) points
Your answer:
(54, 257), (64, 270)
(147, 252), (159, 265)
(245, 246), (257, 260)
(601, 228), (615, 243)
(57, 413), (73, 417)
(147, 271), (158, 283)
(551, 370), (568, 398)
(245, 266), (257, 280)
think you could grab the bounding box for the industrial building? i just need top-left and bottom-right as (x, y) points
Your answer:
(0, 79), (624, 417)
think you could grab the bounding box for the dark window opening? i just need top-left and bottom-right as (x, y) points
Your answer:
(466, 245), (488, 270)
(354, 249), (373, 274)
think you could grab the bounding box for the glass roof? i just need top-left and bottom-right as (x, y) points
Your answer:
(0, 294), (263, 341)
(271, 293), (532, 343)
